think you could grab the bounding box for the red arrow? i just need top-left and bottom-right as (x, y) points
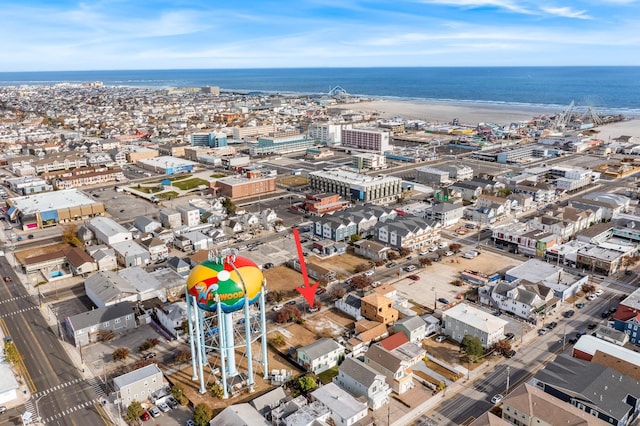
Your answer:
(292, 228), (319, 308)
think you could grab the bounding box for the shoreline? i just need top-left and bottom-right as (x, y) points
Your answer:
(337, 99), (640, 140)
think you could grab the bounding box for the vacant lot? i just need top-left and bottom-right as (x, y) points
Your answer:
(263, 265), (303, 296)
(171, 177), (210, 190)
(309, 251), (371, 278)
(304, 309), (355, 338)
(277, 323), (319, 349)
(15, 242), (71, 264)
(277, 175), (309, 187)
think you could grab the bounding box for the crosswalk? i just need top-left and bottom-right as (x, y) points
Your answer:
(0, 294), (35, 305)
(29, 377), (106, 424)
(0, 304), (38, 318)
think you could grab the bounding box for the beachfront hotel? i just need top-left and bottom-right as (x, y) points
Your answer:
(308, 168), (402, 205)
(341, 128), (390, 154)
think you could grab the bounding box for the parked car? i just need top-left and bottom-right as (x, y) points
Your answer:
(142, 352), (156, 360)
(601, 311), (610, 318)
(563, 310), (575, 318)
(140, 412), (151, 421)
(408, 275), (420, 281)
(0, 406), (6, 414)
(363, 270), (374, 277)
(285, 300), (296, 306)
(166, 396), (179, 409)
(149, 406), (160, 418)
(437, 297), (450, 304)
(158, 402), (170, 412)
(263, 262), (274, 270)
(272, 304), (284, 312)
(419, 249), (429, 255)
(504, 332), (515, 341)
(504, 350), (516, 358)
(491, 394), (504, 404)
(547, 321), (558, 330)
(538, 328), (547, 335)
(186, 420), (196, 426)
(444, 251), (454, 256)
(587, 294), (597, 301)
(594, 289), (604, 296)
(4, 276), (11, 283)
(405, 265), (417, 272)
(568, 337), (578, 344)
(315, 288), (326, 295)
(576, 302), (585, 309)
(587, 323), (597, 330)
(371, 281), (381, 287)
(438, 242), (448, 249)
(435, 335), (446, 343)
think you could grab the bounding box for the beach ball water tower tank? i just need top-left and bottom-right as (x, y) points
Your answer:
(186, 252), (269, 398)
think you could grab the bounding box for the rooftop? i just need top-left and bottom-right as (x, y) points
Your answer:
(10, 188), (99, 214)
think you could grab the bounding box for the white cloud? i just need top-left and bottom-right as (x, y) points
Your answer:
(540, 6), (592, 19)
(416, 0), (536, 14)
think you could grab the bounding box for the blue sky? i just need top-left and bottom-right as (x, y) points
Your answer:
(2, 0), (640, 71)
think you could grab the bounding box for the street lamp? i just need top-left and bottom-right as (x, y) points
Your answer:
(432, 286), (437, 311)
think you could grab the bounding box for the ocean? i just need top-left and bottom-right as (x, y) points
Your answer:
(1, 67), (639, 116)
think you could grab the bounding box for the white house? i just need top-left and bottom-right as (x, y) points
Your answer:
(139, 237), (169, 262)
(133, 216), (162, 234)
(182, 231), (212, 251)
(113, 364), (166, 407)
(311, 382), (368, 426)
(394, 316), (428, 343)
(334, 357), (391, 410)
(155, 301), (187, 339)
(176, 205), (200, 227)
(297, 338), (345, 374)
(335, 293), (364, 321)
(441, 303), (508, 349)
(364, 343), (414, 395)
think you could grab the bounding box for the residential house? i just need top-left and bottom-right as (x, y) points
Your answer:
(420, 314), (441, 337)
(500, 383), (610, 426)
(361, 293), (398, 325)
(181, 231), (212, 251)
(133, 216), (162, 234)
(334, 357), (391, 410)
(530, 354), (640, 426)
(476, 194), (512, 219)
(297, 338), (345, 374)
(139, 237), (169, 262)
(394, 316), (428, 343)
(449, 181), (483, 202)
(479, 280), (557, 321)
(346, 320), (390, 356)
(364, 343), (414, 394)
(249, 387), (288, 420)
(335, 293), (364, 321)
(313, 216), (357, 242)
(514, 181), (556, 204)
(154, 301), (187, 339)
(572, 335), (638, 379)
(212, 404), (270, 426)
(176, 205), (201, 227)
(167, 256), (191, 277)
(119, 267), (168, 303)
(612, 287), (640, 346)
(425, 202), (465, 227)
(66, 247), (98, 276)
(88, 246), (117, 271)
(573, 192), (630, 220)
(469, 206), (497, 224)
(442, 303), (508, 349)
(65, 301), (136, 347)
(373, 217), (441, 251)
(311, 382), (369, 426)
(113, 363), (166, 407)
(158, 208), (182, 229)
(353, 240), (390, 262)
(378, 333), (426, 367)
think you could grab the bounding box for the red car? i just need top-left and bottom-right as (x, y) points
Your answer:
(315, 288), (327, 295)
(408, 274), (420, 281)
(140, 412), (151, 422)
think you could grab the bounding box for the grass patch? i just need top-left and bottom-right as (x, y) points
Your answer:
(171, 178), (210, 190)
(317, 366), (339, 384)
(156, 191), (179, 200)
(210, 173), (226, 178)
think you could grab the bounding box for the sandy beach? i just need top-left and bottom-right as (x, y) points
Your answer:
(339, 99), (640, 140)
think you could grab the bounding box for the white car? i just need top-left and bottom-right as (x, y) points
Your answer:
(438, 242), (448, 249)
(594, 289), (604, 296)
(587, 294), (597, 301)
(429, 246), (439, 252)
(272, 304), (284, 312)
(419, 249), (429, 256)
(491, 394), (504, 404)
(435, 335), (446, 343)
(405, 265), (417, 272)
(363, 270), (374, 277)
(445, 251), (454, 256)
(371, 281), (381, 288)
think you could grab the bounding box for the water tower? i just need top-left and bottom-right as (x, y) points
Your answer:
(186, 252), (268, 398)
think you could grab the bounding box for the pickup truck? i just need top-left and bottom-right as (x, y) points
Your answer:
(4, 276), (11, 283)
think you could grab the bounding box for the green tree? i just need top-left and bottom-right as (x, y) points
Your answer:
(170, 384), (188, 405)
(208, 383), (224, 399)
(223, 197), (236, 215)
(125, 400), (144, 425)
(298, 376), (318, 394)
(193, 403), (213, 426)
(350, 234), (361, 243)
(460, 334), (483, 362)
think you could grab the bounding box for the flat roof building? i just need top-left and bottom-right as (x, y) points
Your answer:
(308, 168), (402, 205)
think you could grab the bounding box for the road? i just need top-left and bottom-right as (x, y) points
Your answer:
(0, 257), (109, 426)
(422, 291), (618, 425)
